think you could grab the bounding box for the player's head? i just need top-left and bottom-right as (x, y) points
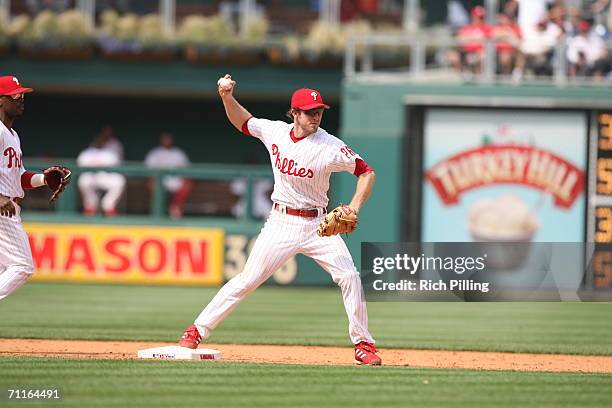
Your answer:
(0, 76), (33, 118)
(287, 88), (330, 134)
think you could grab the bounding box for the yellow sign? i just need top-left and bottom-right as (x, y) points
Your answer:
(25, 223), (224, 286)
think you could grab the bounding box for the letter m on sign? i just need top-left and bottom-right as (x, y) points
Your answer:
(28, 234), (57, 270)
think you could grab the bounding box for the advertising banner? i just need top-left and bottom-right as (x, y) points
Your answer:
(26, 224), (224, 286)
(422, 108), (587, 242)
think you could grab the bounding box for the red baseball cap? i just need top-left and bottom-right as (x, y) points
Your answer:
(471, 6), (486, 18)
(0, 76), (33, 96)
(291, 88), (330, 110)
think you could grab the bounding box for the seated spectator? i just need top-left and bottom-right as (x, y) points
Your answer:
(98, 125), (124, 161)
(567, 20), (609, 78)
(456, 6), (492, 74)
(548, 4), (568, 34)
(514, 17), (562, 78)
(77, 129), (126, 217)
(492, 13), (522, 75)
(144, 132), (192, 219)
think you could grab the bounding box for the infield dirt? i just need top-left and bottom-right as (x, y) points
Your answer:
(1, 339), (611, 373)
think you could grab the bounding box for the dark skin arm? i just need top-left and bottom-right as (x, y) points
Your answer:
(0, 196), (16, 218)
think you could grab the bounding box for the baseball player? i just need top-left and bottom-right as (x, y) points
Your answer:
(0, 76), (71, 300)
(178, 75), (381, 365)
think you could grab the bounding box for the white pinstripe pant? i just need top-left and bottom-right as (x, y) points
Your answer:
(0, 204), (35, 300)
(194, 209), (375, 345)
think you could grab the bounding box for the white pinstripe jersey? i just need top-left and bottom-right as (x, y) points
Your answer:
(247, 118), (362, 209)
(0, 120), (25, 198)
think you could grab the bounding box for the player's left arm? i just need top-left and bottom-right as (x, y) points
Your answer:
(20, 170), (46, 190)
(349, 168), (376, 213)
(330, 142), (376, 212)
(21, 167), (72, 202)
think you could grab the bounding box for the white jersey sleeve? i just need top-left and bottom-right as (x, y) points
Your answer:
(327, 139), (363, 175)
(246, 118), (283, 146)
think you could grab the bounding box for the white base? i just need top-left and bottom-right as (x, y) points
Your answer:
(137, 346), (222, 361)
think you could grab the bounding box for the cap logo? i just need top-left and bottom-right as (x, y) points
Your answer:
(311, 91), (318, 101)
(12, 77), (19, 85)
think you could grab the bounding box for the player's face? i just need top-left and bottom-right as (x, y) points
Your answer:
(0, 93), (25, 117)
(295, 108), (324, 133)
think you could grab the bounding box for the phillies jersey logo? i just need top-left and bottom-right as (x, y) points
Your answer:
(271, 144), (314, 179)
(4, 147), (23, 169)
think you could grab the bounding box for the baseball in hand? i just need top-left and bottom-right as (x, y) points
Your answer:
(217, 77), (232, 88)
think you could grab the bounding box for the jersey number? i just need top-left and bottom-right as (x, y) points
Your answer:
(341, 146), (356, 159)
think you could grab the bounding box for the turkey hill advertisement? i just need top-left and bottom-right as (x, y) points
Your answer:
(422, 109), (587, 242)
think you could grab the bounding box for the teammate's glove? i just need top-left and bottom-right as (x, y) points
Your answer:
(317, 204), (358, 237)
(43, 166), (72, 203)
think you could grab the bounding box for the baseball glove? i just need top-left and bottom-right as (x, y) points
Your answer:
(317, 204), (358, 237)
(44, 166), (72, 203)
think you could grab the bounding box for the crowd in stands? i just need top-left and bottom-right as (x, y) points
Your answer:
(448, 0), (612, 79)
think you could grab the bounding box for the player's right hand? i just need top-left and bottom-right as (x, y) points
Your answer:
(217, 74), (236, 98)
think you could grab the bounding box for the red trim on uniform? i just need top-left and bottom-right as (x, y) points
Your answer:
(354, 158), (373, 177)
(21, 171), (36, 189)
(289, 127), (308, 143)
(241, 116), (254, 136)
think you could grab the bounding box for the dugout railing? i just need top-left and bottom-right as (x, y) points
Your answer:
(23, 159), (273, 223)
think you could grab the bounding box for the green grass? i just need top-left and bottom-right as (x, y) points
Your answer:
(0, 283), (611, 355)
(0, 357), (610, 408)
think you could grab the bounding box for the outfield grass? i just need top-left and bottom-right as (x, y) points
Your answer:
(0, 357), (610, 408)
(0, 283), (611, 355)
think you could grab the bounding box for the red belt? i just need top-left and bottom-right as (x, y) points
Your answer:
(273, 203), (322, 218)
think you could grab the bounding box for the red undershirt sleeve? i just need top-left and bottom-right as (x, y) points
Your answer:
(354, 158), (373, 177)
(241, 116), (254, 136)
(21, 171), (36, 189)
